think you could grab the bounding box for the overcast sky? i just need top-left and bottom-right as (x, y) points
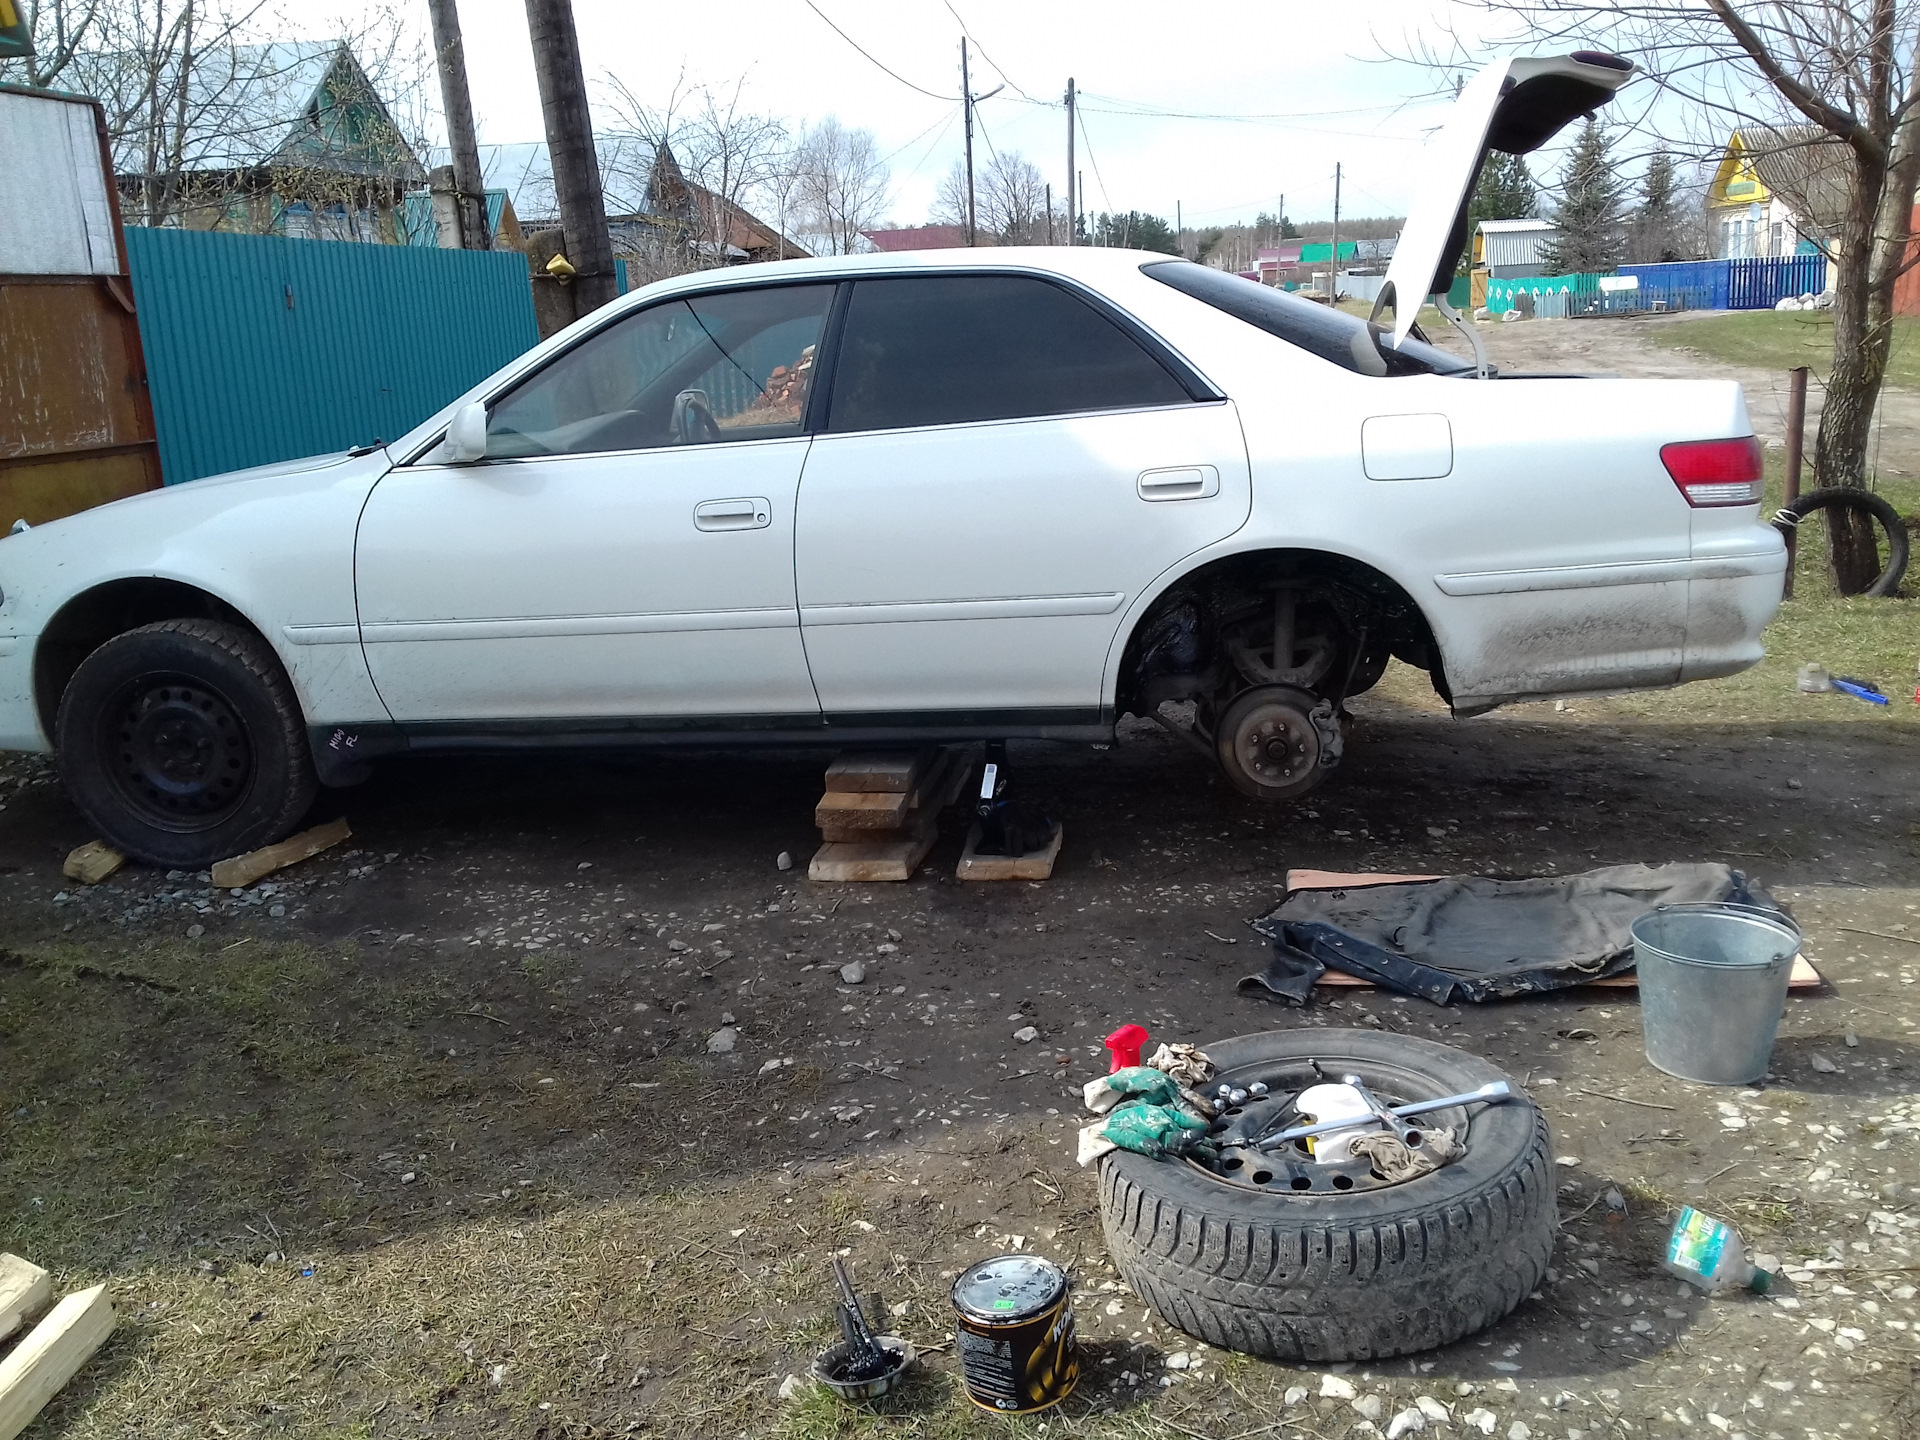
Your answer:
(318, 0), (1529, 229)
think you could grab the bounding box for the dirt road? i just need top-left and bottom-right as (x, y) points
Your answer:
(1438, 309), (1920, 477)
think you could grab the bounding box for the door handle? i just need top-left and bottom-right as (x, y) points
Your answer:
(1137, 466), (1219, 502)
(694, 497), (772, 531)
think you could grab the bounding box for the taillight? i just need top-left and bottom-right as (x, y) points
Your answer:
(1661, 436), (1764, 506)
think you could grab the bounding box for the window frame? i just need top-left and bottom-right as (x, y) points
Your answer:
(400, 276), (846, 469)
(810, 268), (1224, 440)
(398, 265), (1224, 467)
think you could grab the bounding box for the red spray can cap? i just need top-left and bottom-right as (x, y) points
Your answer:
(1104, 1024), (1149, 1073)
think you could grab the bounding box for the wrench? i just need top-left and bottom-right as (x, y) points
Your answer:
(1254, 1081), (1514, 1153)
(1341, 1073), (1423, 1149)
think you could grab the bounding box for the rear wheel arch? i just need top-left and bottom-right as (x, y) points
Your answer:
(1112, 548), (1452, 717)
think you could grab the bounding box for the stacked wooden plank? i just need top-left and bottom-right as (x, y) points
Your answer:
(0, 1254), (114, 1440)
(809, 749), (969, 882)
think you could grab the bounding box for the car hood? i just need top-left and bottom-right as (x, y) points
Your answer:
(1380, 51), (1635, 346)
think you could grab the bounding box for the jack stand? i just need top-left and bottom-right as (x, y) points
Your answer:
(960, 742), (1064, 880)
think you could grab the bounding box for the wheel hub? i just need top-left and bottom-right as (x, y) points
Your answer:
(112, 680), (251, 824)
(1238, 709), (1313, 783)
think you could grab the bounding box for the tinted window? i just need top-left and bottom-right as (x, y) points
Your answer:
(826, 274), (1191, 433)
(1141, 260), (1472, 378)
(485, 283), (833, 458)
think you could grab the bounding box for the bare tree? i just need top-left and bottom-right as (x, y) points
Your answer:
(792, 116), (887, 255)
(1428, 1), (1920, 590)
(932, 149), (1050, 242)
(603, 70), (791, 268)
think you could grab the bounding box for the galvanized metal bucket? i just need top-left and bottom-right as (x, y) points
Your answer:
(1632, 903), (1801, 1085)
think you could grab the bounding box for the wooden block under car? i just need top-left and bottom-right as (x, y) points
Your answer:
(61, 842), (125, 886)
(0, 1255), (51, 1342)
(814, 789), (911, 831)
(210, 816), (351, 889)
(823, 750), (934, 793)
(0, 1283), (115, 1440)
(956, 822), (1064, 882)
(808, 830), (942, 883)
(816, 751), (967, 842)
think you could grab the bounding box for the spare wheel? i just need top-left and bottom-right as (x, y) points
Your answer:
(1098, 1029), (1555, 1362)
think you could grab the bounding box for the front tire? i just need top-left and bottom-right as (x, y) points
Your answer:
(55, 619), (318, 867)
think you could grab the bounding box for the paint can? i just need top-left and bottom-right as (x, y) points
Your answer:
(950, 1254), (1078, 1413)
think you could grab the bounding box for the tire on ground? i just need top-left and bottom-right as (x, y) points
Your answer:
(1772, 486), (1910, 597)
(55, 618), (318, 868)
(1098, 1029), (1556, 1362)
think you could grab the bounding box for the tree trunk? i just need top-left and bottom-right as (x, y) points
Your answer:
(1814, 154), (1896, 593)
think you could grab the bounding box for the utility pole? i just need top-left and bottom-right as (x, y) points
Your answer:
(427, 0), (489, 249)
(1064, 77), (1076, 245)
(1329, 163), (1341, 300)
(524, 0), (616, 312)
(1079, 170), (1085, 242)
(1045, 182), (1053, 244)
(962, 38), (976, 246)
(1176, 199), (1182, 257)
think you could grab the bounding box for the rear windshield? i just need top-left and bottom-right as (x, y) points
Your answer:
(1141, 260), (1473, 378)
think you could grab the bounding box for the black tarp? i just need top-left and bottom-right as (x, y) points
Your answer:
(1243, 862), (1783, 1005)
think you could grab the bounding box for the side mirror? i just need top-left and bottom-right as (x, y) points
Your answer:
(445, 401), (488, 463)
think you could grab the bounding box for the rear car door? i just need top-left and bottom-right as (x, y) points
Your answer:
(793, 271), (1251, 721)
(355, 282), (834, 724)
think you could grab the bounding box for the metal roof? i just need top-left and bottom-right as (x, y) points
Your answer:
(427, 138), (658, 225)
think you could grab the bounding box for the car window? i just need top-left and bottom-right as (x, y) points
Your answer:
(484, 283), (834, 459)
(825, 274), (1192, 434)
(1140, 260), (1473, 378)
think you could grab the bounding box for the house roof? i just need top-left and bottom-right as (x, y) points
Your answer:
(135, 41), (419, 180)
(429, 138), (659, 225)
(1713, 126), (1851, 230)
(862, 224), (994, 251)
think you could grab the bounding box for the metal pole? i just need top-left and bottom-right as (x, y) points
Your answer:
(1046, 182), (1053, 245)
(962, 39), (976, 246)
(427, 0), (490, 249)
(1176, 199), (1182, 258)
(1783, 364), (1809, 598)
(1065, 78), (1076, 245)
(523, 0), (617, 312)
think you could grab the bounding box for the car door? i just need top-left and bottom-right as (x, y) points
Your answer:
(793, 271), (1251, 720)
(355, 281), (836, 725)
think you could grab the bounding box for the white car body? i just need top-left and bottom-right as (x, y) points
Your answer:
(0, 53), (1785, 802)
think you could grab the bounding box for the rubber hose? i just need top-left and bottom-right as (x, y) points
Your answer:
(1770, 486), (1911, 598)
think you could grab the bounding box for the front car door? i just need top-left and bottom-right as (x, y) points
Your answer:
(355, 281), (836, 727)
(793, 271), (1251, 725)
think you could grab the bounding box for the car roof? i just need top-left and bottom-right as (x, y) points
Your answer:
(627, 245), (1171, 303)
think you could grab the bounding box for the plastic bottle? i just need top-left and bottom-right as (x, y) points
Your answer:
(1662, 1206), (1771, 1294)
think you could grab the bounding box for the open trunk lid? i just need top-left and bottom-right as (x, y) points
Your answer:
(1379, 51), (1635, 346)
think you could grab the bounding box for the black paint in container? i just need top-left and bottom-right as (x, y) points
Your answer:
(951, 1254), (1078, 1413)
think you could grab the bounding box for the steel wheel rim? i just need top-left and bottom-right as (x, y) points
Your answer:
(103, 673), (254, 831)
(1188, 1058), (1473, 1196)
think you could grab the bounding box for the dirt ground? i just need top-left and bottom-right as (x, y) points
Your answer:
(3, 319), (1919, 1440)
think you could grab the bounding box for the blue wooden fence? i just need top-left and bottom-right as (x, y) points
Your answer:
(1616, 255), (1827, 314)
(124, 228), (538, 484)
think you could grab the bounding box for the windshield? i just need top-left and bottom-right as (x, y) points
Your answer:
(1141, 261), (1473, 378)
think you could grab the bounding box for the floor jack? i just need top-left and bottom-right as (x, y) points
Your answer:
(958, 741), (1065, 880)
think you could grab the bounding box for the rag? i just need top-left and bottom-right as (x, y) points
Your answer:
(1348, 1126), (1465, 1182)
(1146, 1042), (1214, 1087)
(1081, 1065), (1182, 1115)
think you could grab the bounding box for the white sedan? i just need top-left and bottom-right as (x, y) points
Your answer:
(0, 52), (1784, 866)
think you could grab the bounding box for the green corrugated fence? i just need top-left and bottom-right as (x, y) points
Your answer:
(1484, 272), (1603, 317)
(124, 227), (538, 484)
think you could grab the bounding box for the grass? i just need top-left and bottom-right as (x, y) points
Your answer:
(1647, 308), (1920, 392)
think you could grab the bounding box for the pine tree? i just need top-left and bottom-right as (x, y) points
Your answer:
(1543, 119), (1628, 275)
(1461, 153), (1537, 274)
(1629, 152), (1686, 264)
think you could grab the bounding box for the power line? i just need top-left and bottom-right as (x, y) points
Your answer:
(803, 1), (956, 102)
(940, 0), (1036, 102)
